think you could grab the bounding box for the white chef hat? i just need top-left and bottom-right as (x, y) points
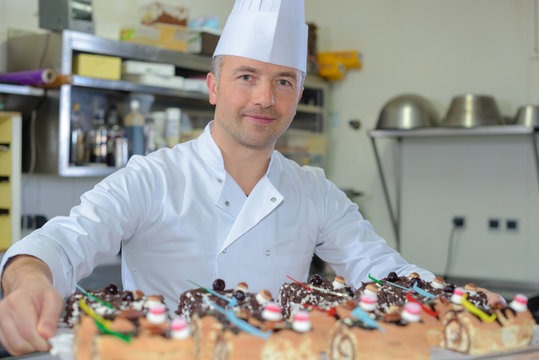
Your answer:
(213, 0), (308, 73)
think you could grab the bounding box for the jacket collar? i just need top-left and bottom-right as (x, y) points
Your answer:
(195, 121), (277, 178)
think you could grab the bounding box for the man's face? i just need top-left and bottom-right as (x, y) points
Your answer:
(207, 55), (303, 150)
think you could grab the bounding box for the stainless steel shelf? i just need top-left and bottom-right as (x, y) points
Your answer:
(6, 30), (329, 177)
(0, 83), (45, 97)
(72, 75), (209, 100)
(65, 30), (211, 72)
(368, 124), (539, 252)
(369, 125), (537, 138)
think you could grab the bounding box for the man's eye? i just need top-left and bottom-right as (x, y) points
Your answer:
(240, 74), (252, 81)
(278, 79), (292, 86)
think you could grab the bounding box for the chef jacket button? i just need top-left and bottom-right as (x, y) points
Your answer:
(265, 249), (270, 256)
(217, 178), (223, 183)
(132, 250), (136, 256)
(222, 248), (227, 254)
(270, 197), (276, 202)
(225, 201), (230, 206)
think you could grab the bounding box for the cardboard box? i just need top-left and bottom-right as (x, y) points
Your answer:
(123, 73), (184, 89)
(153, 23), (188, 51)
(121, 24), (188, 52)
(182, 78), (208, 93)
(139, 2), (189, 26)
(276, 130), (327, 155)
(185, 31), (220, 55)
(72, 54), (121, 80)
(122, 60), (175, 77)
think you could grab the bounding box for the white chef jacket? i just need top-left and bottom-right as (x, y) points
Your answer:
(0, 122), (433, 311)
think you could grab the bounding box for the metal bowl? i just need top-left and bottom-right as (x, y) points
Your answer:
(376, 94), (439, 130)
(442, 94), (504, 127)
(513, 105), (539, 127)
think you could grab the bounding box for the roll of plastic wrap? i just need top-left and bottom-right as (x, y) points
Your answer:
(0, 69), (57, 86)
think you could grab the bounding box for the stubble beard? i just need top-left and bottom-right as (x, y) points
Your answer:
(225, 108), (293, 150)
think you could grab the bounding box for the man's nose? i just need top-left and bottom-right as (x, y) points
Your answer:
(253, 80), (275, 108)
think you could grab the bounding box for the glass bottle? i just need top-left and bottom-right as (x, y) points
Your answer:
(165, 107), (181, 147)
(69, 102), (85, 165)
(88, 108), (108, 164)
(145, 116), (156, 155)
(124, 99), (145, 157)
(106, 105), (124, 166)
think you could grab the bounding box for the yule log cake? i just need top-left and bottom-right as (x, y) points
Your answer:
(65, 274), (536, 359)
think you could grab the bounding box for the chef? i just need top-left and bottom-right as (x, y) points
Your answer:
(0, 0), (501, 356)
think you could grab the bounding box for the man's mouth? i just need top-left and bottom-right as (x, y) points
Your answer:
(243, 113), (275, 125)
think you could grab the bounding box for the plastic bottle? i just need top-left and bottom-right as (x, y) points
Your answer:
(165, 107), (181, 147)
(151, 111), (167, 149)
(87, 108), (108, 164)
(145, 117), (156, 155)
(69, 102), (85, 165)
(124, 99), (146, 157)
(106, 105), (124, 166)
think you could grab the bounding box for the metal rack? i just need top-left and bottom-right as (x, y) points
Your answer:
(0, 84), (45, 97)
(368, 125), (539, 252)
(6, 30), (328, 177)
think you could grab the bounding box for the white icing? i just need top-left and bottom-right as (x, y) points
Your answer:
(145, 299), (162, 309)
(292, 320), (311, 333)
(262, 308), (283, 321)
(147, 312), (167, 324)
(170, 319), (191, 339)
(401, 310), (421, 323)
(359, 301), (376, 312)
(363, 288), (377, 296)
(256, 293), (270, 305)
(172, 327), (190, 339)
(332, 280), (346, 290)
(132, 301), (144, 311)
(510, 299), (528, 312)
(430, 280), (445, 289)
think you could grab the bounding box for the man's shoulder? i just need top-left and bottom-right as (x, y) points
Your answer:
(272, 151), (328, 185)
(136, 141), (197, 166)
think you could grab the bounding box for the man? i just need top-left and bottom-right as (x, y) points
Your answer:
(0, 0), (501, 356)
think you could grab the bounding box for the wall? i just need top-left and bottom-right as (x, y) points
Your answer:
(1, 0), (538, 282)
(305, 0), (539, 282)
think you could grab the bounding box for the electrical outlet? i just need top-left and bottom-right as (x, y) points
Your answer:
(453, 216), (465, 228)
(506, 219), (518, 231)
(488, 218), (500, 230)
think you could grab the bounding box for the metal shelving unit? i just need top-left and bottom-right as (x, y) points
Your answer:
(7, 30), (328, 177)
(72, 75), (210, 100)
(368, 126), (539, 252)
(0, 84), (45, 97)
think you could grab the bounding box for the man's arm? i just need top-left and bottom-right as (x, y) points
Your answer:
(0, 255), (63, 356)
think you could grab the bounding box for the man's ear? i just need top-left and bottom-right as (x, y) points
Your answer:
(297, 86), (304, 105)
(207, 72), (217, 105)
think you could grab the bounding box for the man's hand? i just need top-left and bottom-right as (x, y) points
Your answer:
(0, 255), (63, 356)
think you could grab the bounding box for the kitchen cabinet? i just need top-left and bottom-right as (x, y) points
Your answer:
(0, 112), (21, 250)
(368, 126), (539, 252)
(7, 30), (328, 177)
